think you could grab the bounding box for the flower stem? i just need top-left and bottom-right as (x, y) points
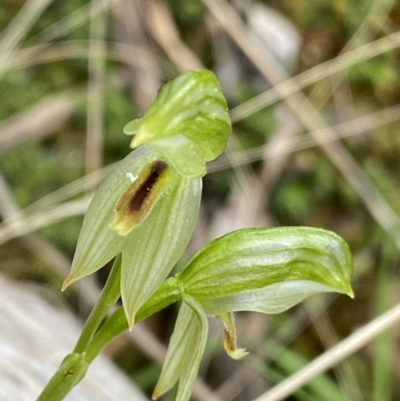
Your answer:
(36, 353), (89, 401)
(35, 275), (181, 401)
(85, 276), (181, 363)
(74, 254), (122, 353)
(36, 256), (122, 401)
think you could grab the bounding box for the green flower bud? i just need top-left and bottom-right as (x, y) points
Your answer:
(177, 227), (354, 316)
(63, 70), (233, 328)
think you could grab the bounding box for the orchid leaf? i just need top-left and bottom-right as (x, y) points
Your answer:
(177, 227), (353, 316)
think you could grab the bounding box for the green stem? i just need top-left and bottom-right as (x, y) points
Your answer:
(85, 276), (181, 363)
(36, 256), (122, 401)
(36, 276), (181, 401)
(36, 353), (89, 401)
(74, 254), (122, 353)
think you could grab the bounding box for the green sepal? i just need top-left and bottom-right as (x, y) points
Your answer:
(177, 227), (353, 316)
(63, 144), (202, 326)
(126, 70), (231, 165)
(153, 296), (208, 401)
(147, 135), (207, 178)
(121, 174), (202, 329)
(63, 146), (157, 289)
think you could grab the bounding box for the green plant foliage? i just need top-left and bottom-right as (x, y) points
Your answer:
(264, 345), (347, 401)
(0, 71), (50, 119)
(35, 70), (354, 401)
(270, 175), (313, 220)
(165, 0), (206, 24)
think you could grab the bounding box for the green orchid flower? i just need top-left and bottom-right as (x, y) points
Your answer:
(62, 145), (202, 328)
(38, 70), (354, 401)
(62, 70), (231, 328)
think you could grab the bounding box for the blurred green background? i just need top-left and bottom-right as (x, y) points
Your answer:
(0, 0), (399, 400)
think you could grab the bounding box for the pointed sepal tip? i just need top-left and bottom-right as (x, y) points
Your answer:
(61, 276), (75, 292)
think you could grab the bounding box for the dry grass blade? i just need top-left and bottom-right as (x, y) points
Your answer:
(202, 0), (400, 251)
(309, 311), (363, 401)
(253, 302), (400, 401)
(0, 91), (85, 154)
(308, 0), (397, 119)
(13, 164), (113, 223)
(210, 103), (400, 171)
(230, 30), (400, 122)
(0, 173), (100, 308)
(85, 0), (107, 178)
(111, 0), (162, 112)
(0, 0), (53, 76)
(25, 0), (121, 48)
(0, 0), (124, 80)
(0, 197), (91, 245)
(9, 41), (165, 75)
(146, 0), (203, 71)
